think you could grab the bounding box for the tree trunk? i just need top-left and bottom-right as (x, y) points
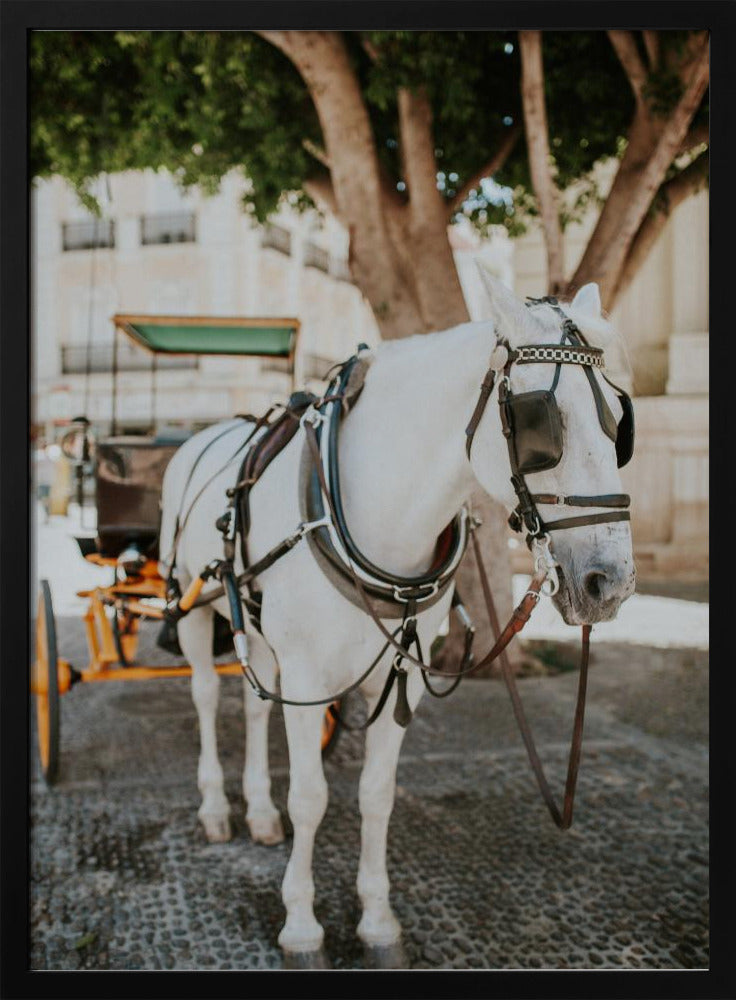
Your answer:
(519, 31), (565, 294)
(611, 150), (708, 305)
(567, 34), (709, 308)
(260, 30), (517, 670)
(259, 30), (425, 339)
(397, 86), (470, 331)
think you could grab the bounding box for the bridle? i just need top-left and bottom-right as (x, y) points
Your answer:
(465, 296), (634, 592)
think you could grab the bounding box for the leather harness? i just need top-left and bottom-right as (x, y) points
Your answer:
(166, 304), (634, 831)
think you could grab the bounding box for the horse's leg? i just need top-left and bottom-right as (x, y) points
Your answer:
(356, 669), (424, 969)
(178, 607), (231, 843)
(241, 635), (284, 845)
(278, 700), (329, 968)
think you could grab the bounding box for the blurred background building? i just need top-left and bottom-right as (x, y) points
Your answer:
(31, 168), (707, 582)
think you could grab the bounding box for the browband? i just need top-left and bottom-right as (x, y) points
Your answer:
(510, 344), (605, 367)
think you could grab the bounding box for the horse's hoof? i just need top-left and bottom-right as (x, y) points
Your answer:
(200, 813), (232, 843)
(363, 940), (408, 969)
(282, 947), (330, 970)
(247, 811), (285, 846)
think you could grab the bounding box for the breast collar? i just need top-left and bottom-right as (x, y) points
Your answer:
(299, 352), (469, 616)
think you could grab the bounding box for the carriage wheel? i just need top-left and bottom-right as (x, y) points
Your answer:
(320, 701), (341, 758)
(34, 580), (60, 785)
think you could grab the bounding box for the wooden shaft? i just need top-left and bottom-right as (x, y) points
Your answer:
(78, 663), (243, 683)
(178, 575), (206, 613)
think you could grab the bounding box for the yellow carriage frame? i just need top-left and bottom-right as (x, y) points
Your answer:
(32, 313), (340, 785)
(33, 560), (340, 786)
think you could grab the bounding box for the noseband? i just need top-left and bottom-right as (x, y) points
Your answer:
(465, 297), (633, 556)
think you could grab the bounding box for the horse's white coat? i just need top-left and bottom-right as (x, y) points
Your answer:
(159, 281), (635, 959)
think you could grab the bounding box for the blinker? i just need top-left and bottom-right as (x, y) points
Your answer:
(503, 390), (563, 475)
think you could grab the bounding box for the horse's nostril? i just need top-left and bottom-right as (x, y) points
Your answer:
(584, 571), (607, 600)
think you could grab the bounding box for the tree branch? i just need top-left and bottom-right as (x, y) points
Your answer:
(256, 29), (425, 337)
(642, 30), (660, 69)
(608, 30), (649, 103)
(570, 33), (709, 307)
(302, 137), (331, 168)
(613, 151), (708, 304)
(519, 31), (565, 293)
(446, 123), (521, 215)
(670, 29), (709, 84)
(397, 85), (469, 329)
(360, 35), (380, 62)
(398, 86), (443, 211)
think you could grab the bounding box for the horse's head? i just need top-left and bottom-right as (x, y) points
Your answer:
(470, 273), (635, 625)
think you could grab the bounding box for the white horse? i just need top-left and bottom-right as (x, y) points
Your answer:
(159, 278), (635, 968)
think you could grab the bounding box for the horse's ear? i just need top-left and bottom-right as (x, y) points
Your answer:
(570, 282), (602, 318)
(474, 259), (530, 338)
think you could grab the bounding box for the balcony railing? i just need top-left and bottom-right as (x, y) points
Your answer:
(140, 211), (196, 246)
(62, 219), (115, 252)
(61, 344), (197, 374)
(261, 223), (292, 256)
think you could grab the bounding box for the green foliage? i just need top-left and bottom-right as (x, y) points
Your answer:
(31, 31), (319, 220)
(30, 30), (702, 234)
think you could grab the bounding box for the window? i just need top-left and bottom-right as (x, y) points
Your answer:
(303, 353), (339, 380)
(140, 211), (196, 245)
(260, 356), (293, 375)
(61, 343), (197, 374)
(304, 242), (329, 273)
(261, 223), (292, 256)
(62, 219), (115, 251)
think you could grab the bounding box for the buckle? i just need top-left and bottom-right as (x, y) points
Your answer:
(300, 407), (325, 430)
(392, 580), (439, 604)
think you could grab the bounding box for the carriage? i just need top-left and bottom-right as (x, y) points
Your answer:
(31, 314), (340, 785)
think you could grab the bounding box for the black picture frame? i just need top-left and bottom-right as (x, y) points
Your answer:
(3, 3), (731, 997)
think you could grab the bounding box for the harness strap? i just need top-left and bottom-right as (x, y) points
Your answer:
(465, 368), (497, 459)
(532, 493), (630, 508)
(543, 510), (631, 532)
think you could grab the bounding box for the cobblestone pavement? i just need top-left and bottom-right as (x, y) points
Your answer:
(30, 615), (708, 971)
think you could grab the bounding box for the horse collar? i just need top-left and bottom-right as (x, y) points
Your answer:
(301, 353), (469, 615)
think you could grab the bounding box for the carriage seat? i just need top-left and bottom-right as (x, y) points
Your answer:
(95, 433), (188, 560)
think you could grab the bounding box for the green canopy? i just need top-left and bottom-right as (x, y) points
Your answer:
(113, 314), (299, 358)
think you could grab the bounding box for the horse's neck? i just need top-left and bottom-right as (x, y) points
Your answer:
(337, 323), (493, 576)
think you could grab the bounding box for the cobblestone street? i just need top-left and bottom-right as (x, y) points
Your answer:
(30, 610), (708, 971)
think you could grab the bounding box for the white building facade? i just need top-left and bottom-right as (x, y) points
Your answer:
(32, 168), (707, 581)
(32, 170), (382, 436)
